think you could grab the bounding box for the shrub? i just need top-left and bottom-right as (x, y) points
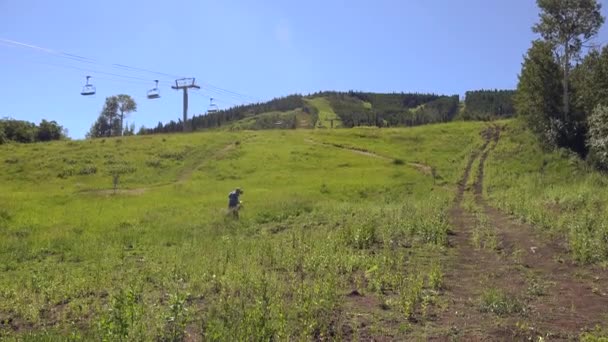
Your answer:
(479, 288), (523, 316)
(587, 105), (608, 169)
(79, 165), (98, 175)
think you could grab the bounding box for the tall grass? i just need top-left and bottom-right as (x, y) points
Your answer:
(485, 121), (608, 264)
(0, 122), (484, 339)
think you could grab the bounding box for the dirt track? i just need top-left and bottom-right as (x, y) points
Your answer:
(435, 125), (608, 340)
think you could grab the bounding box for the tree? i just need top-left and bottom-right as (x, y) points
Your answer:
(571, 46), (608, 116)
(37, 120), (65, 141)
(1, 119), (37, 143)
(533, 0), (604, 119)
(87, 96), (121, 138)
(587, 104), (608, 168)
(87, 95), (137, 138)
(514, 40), (563, 143)
(115, 94), (137, 136)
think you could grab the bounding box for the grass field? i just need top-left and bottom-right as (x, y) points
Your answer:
(2, 120), (608, 340)
(0, 122), (482, 340)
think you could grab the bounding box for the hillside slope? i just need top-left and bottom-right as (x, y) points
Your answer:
(1, 121), (607, 340)
(142, 91), (462, 134)
(0, 122), (481, 340)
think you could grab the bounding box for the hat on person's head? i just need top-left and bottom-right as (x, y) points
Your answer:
(236, 187), (243, 194)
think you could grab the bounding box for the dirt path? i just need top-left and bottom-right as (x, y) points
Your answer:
(434, 125), (608, 340)
(177, 142), (237, 183)
(304, 138), (433, 175)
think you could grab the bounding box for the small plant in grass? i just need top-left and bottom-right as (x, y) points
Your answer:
(320, 183), (330, 194)
(162, 291), (190, 342)
(472, 212), (498, 251)
(400, 273), (424, 320)
(393, 158), (405, 165)
(428, 263), (444, 290)
(479, 288), (523, 316)
(98, 288), (143, 341)
(580, 325), (608, 341)
(526, 276), (547, 297)
(342, 220), (377, 249)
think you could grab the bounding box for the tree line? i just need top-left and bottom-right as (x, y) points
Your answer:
(0, 118), (66, 144)
(462, 90), (516, 120)
(323, 92), (460, 127)
(140, 91), (466, 133)
(515, 0), (608, 168)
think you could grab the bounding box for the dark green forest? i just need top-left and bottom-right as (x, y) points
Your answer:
(140, 91), (469, 134)
(461, 90), (516, 120)
(0, 118), (66, 144)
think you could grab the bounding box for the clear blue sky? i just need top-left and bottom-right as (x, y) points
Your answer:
(2, 0), (608, 138)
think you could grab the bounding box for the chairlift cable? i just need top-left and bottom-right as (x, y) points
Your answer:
(1, 37), (259, 105)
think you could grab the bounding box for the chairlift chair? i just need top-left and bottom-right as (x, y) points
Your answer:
(80, 76), (96, 96)
(147, 80), (160, 99)
(207, 97), (219, 114)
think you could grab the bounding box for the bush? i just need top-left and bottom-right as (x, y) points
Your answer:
(587, 105), (608, 169)
(78, 165), (98, 175)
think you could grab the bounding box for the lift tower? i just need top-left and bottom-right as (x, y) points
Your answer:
(171, 78), (200, 132)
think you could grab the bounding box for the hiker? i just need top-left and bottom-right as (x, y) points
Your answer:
(228, 188), (243, 218)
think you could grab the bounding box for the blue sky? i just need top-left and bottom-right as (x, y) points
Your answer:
(1, 0), (608, 138)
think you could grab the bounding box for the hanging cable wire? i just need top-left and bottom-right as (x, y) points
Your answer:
(1, 37), (260, 108)
(191, 91), (238, 108)
(112, 64), (183, 79)
(200, 83), (260, 103)
(0, 37), (180, 81)
(0, 54), (155, 84)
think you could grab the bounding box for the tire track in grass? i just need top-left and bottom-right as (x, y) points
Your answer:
(434, 125), (528, 341)
(473, 127), (608, 338)
(435, 125), (608, 340)
(304, 138), (433, 176)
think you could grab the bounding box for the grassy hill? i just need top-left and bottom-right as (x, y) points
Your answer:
(144, 91), (464, 134)
(304, 97), (342, 128)
(1, 121), (607, 340)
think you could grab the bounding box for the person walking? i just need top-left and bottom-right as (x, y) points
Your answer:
(228, 188), (243, 218)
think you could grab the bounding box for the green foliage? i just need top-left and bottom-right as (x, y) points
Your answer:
(485, 121), (608, 263)
(116, 94), (137, 135)
(428, 263), (443, 290)
(98, 288), (144, 341)
(587, 105), (608, 169)
(37, 120), (66, 142)
(534, 0), (605, 117)
(144, 91), (462, 134)
(571, 47), (608, 116)
(479, 288), (523, 316)
(515, 0), (605, 157)
(515, 40), (565, 146)
(0, 118), (66, 144)
(581, 326), (608, 341)
(462, 89), (516, 119)
(162, 292), (190, 342)
(88, 95), (137, 138)
(514, 40), (562, 130)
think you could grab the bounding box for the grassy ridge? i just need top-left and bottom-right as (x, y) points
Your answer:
(0, 122), (485, 340)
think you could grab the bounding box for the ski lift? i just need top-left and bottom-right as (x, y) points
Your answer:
(207, 98), (219, 114)
(147, 80), (160, 99)
(80, 76), (96, 96)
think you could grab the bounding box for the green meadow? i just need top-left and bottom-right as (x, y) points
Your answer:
(0, 122), (482, 340)
(2, 120), (608, 340)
